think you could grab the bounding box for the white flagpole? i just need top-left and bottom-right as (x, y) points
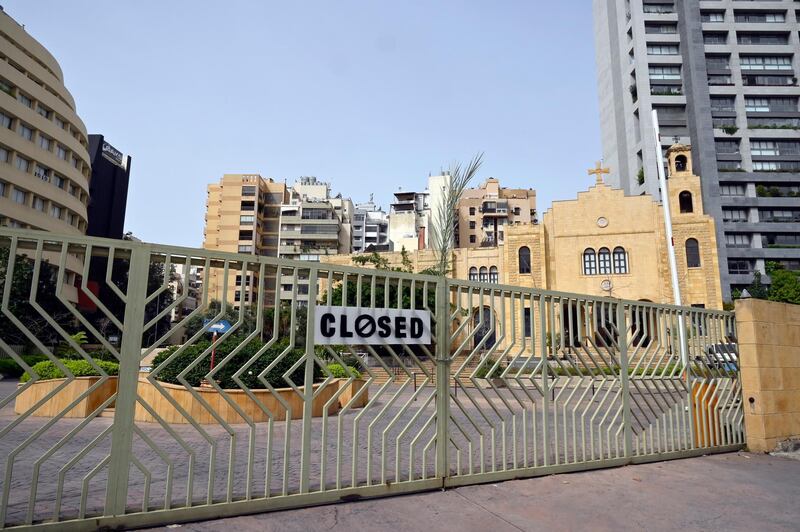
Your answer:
(651, 110), (689, 369)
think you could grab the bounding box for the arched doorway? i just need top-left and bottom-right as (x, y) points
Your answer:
(473, 306), (496, 351)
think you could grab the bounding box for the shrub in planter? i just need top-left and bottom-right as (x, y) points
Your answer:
(327, 363), (361, 379)
(151, 337), (322, 389)
(20, 358), (120, 383)
(475, 359), (503, 379)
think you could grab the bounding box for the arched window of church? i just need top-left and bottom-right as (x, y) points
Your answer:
(679, 191), (693, 213)
(613, 247), (628, 274)
(479, 266), (489, 282)
(469, 267), (478, 281)
(675, 154), (687, 172)
(489, 266), (499, 283)
(583, 248), (597, 275)
(686, 238), (701, 268)
(518, 246), (531, 274)
(598, 247), (612, 274)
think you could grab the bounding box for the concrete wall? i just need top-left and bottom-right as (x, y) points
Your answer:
(736, 298), (800, 452)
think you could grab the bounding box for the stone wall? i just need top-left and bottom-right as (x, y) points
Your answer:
(736, 298), (800, 452)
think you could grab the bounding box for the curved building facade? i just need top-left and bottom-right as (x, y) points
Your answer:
(0, 9), (91, 234)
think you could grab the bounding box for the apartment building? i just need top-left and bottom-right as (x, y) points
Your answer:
(387, 173), (450, 251)
(455, 178), (537, 248)
(352, 195), (390, 252)
(594, 0), (800, 298)
(203, 174), (287, 306)
(277, 176), (353, 303)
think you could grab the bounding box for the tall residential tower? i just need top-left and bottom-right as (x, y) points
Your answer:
(594, 0), (800, 298)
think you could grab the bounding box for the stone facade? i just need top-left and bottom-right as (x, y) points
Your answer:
(736, 298), (800, 453)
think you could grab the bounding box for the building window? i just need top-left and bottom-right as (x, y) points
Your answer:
(17, 93), (32, 108)
(0, 112), (11, 129)
(469, 221), (476, 229)
(12, 189), (26, 204)
(611, 247), (626, 274)
(241, 186), (256, 196)
(722, 208), (747, 222)
(52, 174), (65, 189)
(679, 191), (693, 213)
(18, 123), (32, 141)
(0, 181), (6, 196)
(469, 235), (476, 244)
(649, 65), (681, 80)
(685, 238), (701, 267)
(647, 44), (679, 55)
(583, 248), (597, 275)
(518, 246), (531, 274)
(726, 233), (750, 248)
(240, 215), (254, 224)
(34, 165), (49, 180)
(56, 145), (67, 160)
(32, 196), (44, 212)
(50, 205), (62, 219)
(55, 116), (65, 129)
(469, 207), (476, 216)
(523, 307), (532, 337)
(598, 248), (612, 274)
(479, 266), (488, 283)
(468, 267), (478, 281)
(0, 146), (7, 163)
(15, 156), (29, 173)
(38, 135), (51, 151)
(238, 245), (253, 253)
(489, 266), (499, 284)
(720, 184), (745, 196)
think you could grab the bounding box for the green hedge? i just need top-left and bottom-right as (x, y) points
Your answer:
(327, 363), (361, 379)
(20, 359), (120, 383)
(0, 355), (50, 377)
(151, 337), (321, 389)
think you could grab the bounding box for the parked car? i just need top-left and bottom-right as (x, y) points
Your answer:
(703, 343), (738, 371)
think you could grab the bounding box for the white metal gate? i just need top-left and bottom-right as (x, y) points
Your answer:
(0, 229), (744, 530)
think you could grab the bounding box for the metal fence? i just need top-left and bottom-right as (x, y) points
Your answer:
(0, 228), (744, 530)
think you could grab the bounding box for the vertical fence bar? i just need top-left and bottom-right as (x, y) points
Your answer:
(300, 268), (319, 494)
(435, 278), (450, 479)
(617, 301), (632, 460)
(105, 244), (150, 516)
(539, 296), (550, 467)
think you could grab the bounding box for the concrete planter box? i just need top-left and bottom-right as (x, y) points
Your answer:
(14, 376), (118, 418)
(337, 378), (368, 409)
(135, 377), (369, 424)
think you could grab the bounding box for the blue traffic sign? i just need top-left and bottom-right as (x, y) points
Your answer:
(203, 319), (232, 334)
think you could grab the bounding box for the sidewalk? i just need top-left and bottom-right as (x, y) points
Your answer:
(140, 452), (800, 531)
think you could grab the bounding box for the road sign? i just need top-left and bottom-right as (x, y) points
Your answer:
(203, 319), (232, 334)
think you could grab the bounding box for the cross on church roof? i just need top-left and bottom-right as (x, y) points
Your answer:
(588, 161), (610, 184)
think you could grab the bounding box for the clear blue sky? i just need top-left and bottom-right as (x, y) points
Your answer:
(6, 0), (601, 247)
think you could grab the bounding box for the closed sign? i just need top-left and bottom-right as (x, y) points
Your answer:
(314, 306), (432, 345)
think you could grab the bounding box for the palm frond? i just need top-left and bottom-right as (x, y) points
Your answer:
(430, 152), (484, 276)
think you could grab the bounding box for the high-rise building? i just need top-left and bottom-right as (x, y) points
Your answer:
(352, 195), (390, 252)
(455, 178), (536, 248)
(86, 135), (130, 239)
(0, 8), (92, 237)
(277, 176), (353, 303)
(203, 174), (287, 306)
(594, 0), (800, 298)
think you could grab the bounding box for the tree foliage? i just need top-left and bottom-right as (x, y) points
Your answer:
(766, 262), (800, 305)
(0, 247), (75, 349)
